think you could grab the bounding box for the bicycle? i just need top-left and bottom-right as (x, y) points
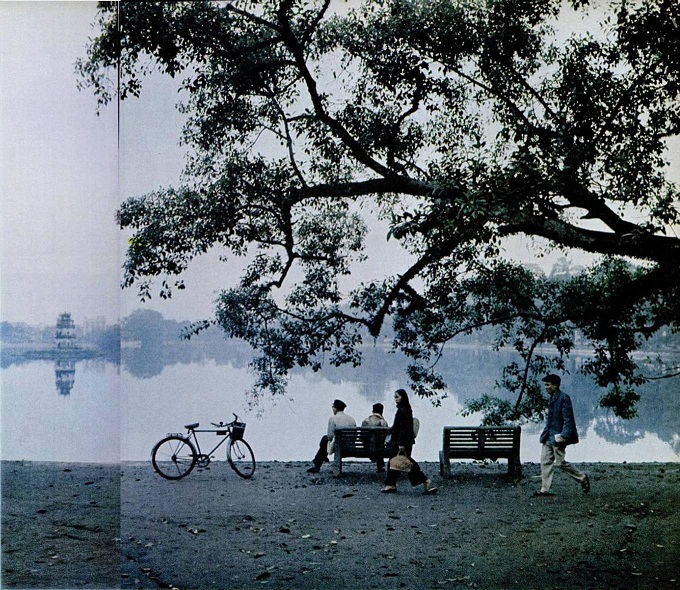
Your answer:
(151, 414), (256, 480)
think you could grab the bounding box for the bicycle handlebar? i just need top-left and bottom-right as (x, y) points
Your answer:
(209, 414), (242, 428)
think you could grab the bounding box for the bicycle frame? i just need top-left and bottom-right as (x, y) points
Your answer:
(186, 426), (232, 458)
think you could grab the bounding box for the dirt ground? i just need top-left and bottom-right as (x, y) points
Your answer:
(2, 460), (679, 590)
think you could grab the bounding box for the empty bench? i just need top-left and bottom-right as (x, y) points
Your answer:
(334, 427), (392, 475)
(439, 426), (522, 478)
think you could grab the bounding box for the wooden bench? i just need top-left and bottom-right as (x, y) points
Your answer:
(333, 427), (392, 475)
(439, 426), (522, 478)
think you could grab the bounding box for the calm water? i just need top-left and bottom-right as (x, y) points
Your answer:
(2, 348), (679, 464)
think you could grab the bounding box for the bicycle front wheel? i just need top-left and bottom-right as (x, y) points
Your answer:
(152, 435), (197, 480)
(227, 438), (256, 478)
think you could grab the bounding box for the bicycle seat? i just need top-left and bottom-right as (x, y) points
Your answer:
(185, 422), (199, 430)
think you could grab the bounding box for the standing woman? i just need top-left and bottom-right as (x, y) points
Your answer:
(382, 389), (437, 494)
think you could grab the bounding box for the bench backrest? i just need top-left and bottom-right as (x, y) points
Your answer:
(336, 427), (391, 455)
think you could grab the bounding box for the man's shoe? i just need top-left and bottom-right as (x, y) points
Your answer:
(533, 490), (555, 497)
(307, 466), (320, 473)
(323, 457), (330, 463)
(581, 474), (590, 494)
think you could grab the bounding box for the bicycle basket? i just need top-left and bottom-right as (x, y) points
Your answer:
(231, 422), (246, 440)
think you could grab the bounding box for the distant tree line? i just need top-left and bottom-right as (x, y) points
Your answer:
(4, 296), (679, 356)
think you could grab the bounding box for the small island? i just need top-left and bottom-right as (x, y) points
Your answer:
(2, 312), (101, 364)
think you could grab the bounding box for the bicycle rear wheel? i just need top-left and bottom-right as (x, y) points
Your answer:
(152, 435), (197, 480)
(227, 438), (256, 478)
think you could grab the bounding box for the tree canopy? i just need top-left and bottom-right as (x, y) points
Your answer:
(79, 0), (680, 422)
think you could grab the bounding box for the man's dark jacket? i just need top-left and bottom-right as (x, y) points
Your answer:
(540, 389), (579, 447)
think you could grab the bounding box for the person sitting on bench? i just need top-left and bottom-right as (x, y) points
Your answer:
(362, 403), (389, 473)
(307, 399), (356, 473)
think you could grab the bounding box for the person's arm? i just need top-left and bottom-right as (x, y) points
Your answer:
(556, 395), (576, 443)
(327, 416), (336, 440)
(395, 410), (412, 447)
(391, 411), (402, 447)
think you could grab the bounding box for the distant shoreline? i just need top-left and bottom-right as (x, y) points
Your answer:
(1, 343), (100, 358)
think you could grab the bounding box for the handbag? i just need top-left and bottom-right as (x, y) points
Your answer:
(389, 449), (413, 472)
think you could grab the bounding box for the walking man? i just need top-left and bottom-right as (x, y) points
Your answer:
(535, 374), (590, 496)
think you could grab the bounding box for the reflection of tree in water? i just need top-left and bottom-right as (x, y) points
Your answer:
(123, 345), (165, 379)
(670, 436), (680, 455)
(592, 415), (644, 445)
(122, 339), (254, 379)
(629, 375), (680, 454)
(312, 345), (505, 404)
(292, 347), (679, 455)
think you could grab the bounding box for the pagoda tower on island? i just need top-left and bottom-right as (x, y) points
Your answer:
(55, 312), (77, 349)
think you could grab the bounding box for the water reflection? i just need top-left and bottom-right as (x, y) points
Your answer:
(120, 341), (680, 458)
(54, 360), (76, 395)
(1, 341), (678, 463)
(1, 359), (120, 463)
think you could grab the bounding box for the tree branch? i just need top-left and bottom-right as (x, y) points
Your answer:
(276, 1), (403, 181)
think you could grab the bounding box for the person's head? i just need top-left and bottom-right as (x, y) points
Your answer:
(332, 399), (347, 413)
(542, 374), (561, 394)
(394, 388), (410, 407)
(372, 403), (384, 416)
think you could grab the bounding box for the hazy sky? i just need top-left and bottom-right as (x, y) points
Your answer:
(1, 1), (201, 326)
(1, 2), (119, 326)
(1, 1), (677, 329)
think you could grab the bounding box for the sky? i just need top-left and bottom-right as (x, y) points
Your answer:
(1, 1), (678, 330)
(1, 1), (198, 327)
(1, 2), (120, 326)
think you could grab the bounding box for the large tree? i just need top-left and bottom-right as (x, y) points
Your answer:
(79, 0), (680, 422)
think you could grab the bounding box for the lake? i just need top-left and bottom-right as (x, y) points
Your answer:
(1, 346), (679, 464)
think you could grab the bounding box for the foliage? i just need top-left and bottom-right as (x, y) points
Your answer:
(79, 0), (680, 422)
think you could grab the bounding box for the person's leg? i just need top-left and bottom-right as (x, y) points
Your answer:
(383, 448), (400, 490)
(407, 459), (428, 486)
(375, 455), (385, 472)
(382, 468), (399, 491)
(384, 468), (398, 485)
(554, 446), (589, 491)
(540, 442), (556, 492)
(308, 435), (329, 472)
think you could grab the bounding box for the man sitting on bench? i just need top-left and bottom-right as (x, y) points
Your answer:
(307, 399), (356, 473)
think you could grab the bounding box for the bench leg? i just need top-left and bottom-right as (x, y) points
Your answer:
(508, 453), (522, 479)
(439, 451), (451, 478)
(334, 452), (342, 475)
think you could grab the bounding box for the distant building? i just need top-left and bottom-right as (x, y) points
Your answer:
(55, 312), (77, 349)
(84, 316), (106, 335)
